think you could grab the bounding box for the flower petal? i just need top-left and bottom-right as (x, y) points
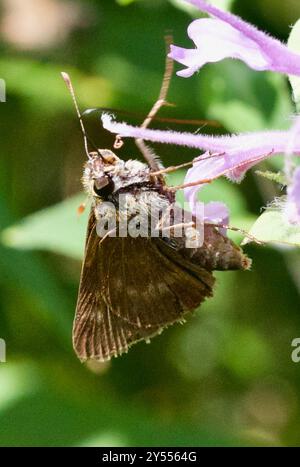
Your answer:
(184, 153), (229, 234)
(102, 114), (300, 186)
(169, 18), (270, 77)
(226, 154), (270, 182)
(169, 0), (300, 77)
(168, 45), (202, 77)
(204, 201), (229, 224)
(204, 202), (229, 235)
(184, 153), (219, 211)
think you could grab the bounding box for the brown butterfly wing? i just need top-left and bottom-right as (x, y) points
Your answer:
(157, 225), (251, 272)
(73, 211), (215, 361)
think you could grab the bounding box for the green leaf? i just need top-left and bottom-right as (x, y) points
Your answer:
(243, 209), (300, 247)
(168, 0), (234, 15)
(0, 244), (72, 341)
(255, 170), (287, 185)
(210, 0), (234, 9)
(0, 58), (112, 114)
(221, 326), (273, 380)
(199, 61), (293, 132)
(116, 0), (138, 5)
(208, 100), (266, 132)
(288, 19), (300, 111)
(0, 189), (72, 343)
(1, 194), (89, 260)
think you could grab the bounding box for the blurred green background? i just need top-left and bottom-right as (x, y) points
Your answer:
(1, 0), (300, 447)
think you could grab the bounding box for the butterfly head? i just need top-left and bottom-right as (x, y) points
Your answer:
(82, 149), (120, 197)
(82, 149), (151, 199)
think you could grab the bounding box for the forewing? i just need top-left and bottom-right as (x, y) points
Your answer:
(100, 236), (214, 329)
(74, 211), (215, 361)
(73, 211), (162, 361)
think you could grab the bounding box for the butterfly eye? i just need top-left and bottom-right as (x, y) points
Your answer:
(93, 176), (114, 198)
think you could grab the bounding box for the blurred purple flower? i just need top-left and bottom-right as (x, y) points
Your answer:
(169, 0), (300, 78)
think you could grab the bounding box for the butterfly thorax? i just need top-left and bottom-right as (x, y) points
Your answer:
(82, 149), (165, 196)
(82, 149), (174, 228)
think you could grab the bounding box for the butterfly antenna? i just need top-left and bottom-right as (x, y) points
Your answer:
(61, 72), (92, 160)
(130, 35), (174, 171)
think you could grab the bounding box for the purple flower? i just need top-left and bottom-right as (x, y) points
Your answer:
(182, 150), (265, 225)
(101, 114), (300, 224)
(204, 202), (229, 235)
(169, 0), (300, 78)
(185, 152), (229, 228)
(102, 115), (300, 180)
